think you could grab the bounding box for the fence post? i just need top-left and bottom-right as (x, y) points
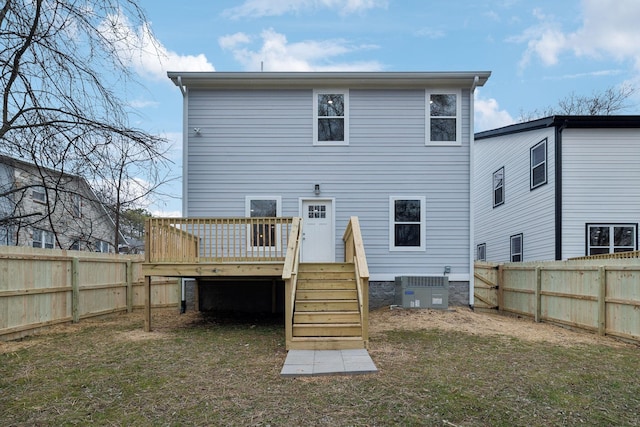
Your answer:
(126, 260), (133, 313)
(497, 264), (504, 311)
(598, 266), (606, 336)
(72, 257), (80, 323)
(534, 267), (542, 323)
(144, 275), (152, 332)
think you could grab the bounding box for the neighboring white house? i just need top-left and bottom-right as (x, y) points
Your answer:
(474, 115), (640, 262)
(0, 155), (121, 252)
(168, 71), (491, 306)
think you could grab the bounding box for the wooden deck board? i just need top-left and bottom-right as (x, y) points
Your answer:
(142, 262), (285, 277)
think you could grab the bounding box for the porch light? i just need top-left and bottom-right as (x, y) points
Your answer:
(314, 184), (320, 195)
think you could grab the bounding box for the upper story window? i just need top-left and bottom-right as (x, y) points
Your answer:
(530, 139), (547, 190)
(477, 243), (486, 261)
(33, 229), (54, 249)
(72, 193), (82, 217)
(389, 196), (426, 251)
(510, 233), (523, 262)
(426, 90), (461, 146)
(587, 224), (637, 256)
(95, 240), (110, 253)
(313, 90), (349, 146)
(493, 167), (504, 208)
(32, 185), (46, 203)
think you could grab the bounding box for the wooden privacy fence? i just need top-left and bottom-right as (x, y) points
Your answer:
(474, 259), (640, 343)
(0, 246), (179, 341)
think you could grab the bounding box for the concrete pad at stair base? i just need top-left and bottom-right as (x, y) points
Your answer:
(280, 349), (378, 377)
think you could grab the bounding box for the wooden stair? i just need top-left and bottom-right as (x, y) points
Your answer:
(289, 262), (365, 350)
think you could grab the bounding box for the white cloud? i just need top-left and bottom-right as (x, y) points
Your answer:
(474, 91), (515, 132)
(99, 12), (214, 81)
(219, 28), (383, 71)
(514, 1), (640, 72)
(415, 27), (445, 39)
(223, 0), (388, 18)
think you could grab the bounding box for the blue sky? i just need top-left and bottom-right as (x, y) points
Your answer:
(116, 0), (640, 215)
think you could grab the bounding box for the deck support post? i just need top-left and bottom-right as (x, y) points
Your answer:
(144, 275), (152, 332)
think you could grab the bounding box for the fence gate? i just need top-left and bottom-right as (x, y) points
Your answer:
(474, 262), (499, 310)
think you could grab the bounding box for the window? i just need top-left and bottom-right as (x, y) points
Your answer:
(390, 196), (426, 251)
(95, 240), (110, 253)
(426, 90), (461, 145)
(587, 224), (637, 256)
(0, 226), (11, 246)
(32, 185), (46, 203)
(33, 229), (54, 249)
(510, 233), (523, 262)
(477, 243), (486, 261)
(313, 90), (349, 145)
(493, 167), (504, 207)
(530, 139), (547, 190)
(245, 196), (281, 248)
(72, 193), (82, 217)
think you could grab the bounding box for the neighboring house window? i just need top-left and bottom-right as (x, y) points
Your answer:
(95, 240), (110, 253)
(530, 139), (547, 190)
(426, 90), (461, 146)
(477, 243), (486, 261)
(245, 196), (281, 248)
(0, 225), (11, 246)
(313, 90), (349, 145)
(70, 241), (80, 251)
(33, 229), (54, 249)
(389, 196), (426, 251)
(493, 167), (504, 207)
(32, 185), (46, 203)
(72, 193), (82, 217)
(587, 224), (637, 256)
(510, 233), (523, 262)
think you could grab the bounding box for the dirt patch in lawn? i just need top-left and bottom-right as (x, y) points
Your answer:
(369, 306), (632, 348)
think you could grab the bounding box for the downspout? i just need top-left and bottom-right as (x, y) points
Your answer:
(468, 76), (479, 310)
(177, 76), (188, 216)
(554, 119), (567, 260)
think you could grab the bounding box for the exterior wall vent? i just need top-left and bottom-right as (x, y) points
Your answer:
(394, 276), (449, 309)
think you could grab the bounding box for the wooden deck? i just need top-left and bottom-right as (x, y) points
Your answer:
(142, 216), (369, 350)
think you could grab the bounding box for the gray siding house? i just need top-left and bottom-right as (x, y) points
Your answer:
(169, 71), (491, 306)
(474, 116), (640, 262)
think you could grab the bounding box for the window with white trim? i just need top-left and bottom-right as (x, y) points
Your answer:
(530, 139), (547, 190)
(477, 243), (486, 261)
(493, 167), (504, 207)
(426, 90), (461, 145)
(510, 233), (523, 262)
(95, 240), (110, 253)
(245, 196), (281, 248)
(389, 196), (426, 251)
(33, 229), (54, 249)
(313, 90), (348, 145)
(32, 185), (46, 203)
(587, 224), (637, 256)
(72, 193), (82, 217)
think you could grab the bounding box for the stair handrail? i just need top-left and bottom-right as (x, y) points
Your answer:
(343, 216), (369, 347)
(282, 217), (302, 348)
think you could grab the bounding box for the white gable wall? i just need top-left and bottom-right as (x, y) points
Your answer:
(474, 127), (557, 262)
(561, 128), (640, 258)
(185, 87), (473, 281)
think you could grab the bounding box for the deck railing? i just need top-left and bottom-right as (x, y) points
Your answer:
(145, 217), (295, 263)
(569, 250), (640, 261)
(343, 216), (370, 347)
(282, 217), (303, 347)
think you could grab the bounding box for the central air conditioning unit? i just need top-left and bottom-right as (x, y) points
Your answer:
(394, 276), (449, 309)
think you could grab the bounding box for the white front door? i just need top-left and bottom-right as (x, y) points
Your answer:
(301, 199), (335, 262)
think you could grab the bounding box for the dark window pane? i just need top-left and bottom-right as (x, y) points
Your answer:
(511, 236), (522, 254)
(252, 224), (275, 247)
(250, 200), (277, 217)
(532, 164), (546, 187)
(318, 94), (344, 117)
(430, 118), (456, 141)
(614, 247), (634, 253)
(511, 254), (522, 262)
(395, 200), (421, 222)
(590, 247), (610, 255)
(494, 187), (503, 205)
(589, 227), (609, 246)
(532, 144), (546, 165)
(395, 224), (420, 247)
(430, 94), (456, 116)
(614, 227), (634, 246)
(318, 118), (344, 141)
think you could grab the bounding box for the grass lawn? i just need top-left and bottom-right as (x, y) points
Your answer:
(1, 307), (639, 426)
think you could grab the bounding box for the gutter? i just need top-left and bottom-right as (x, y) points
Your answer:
(468, 76), (479, 310)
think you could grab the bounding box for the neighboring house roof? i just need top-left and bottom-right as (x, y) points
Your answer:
(168, 71), (492, 90)
(475, 115), (640, 140)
